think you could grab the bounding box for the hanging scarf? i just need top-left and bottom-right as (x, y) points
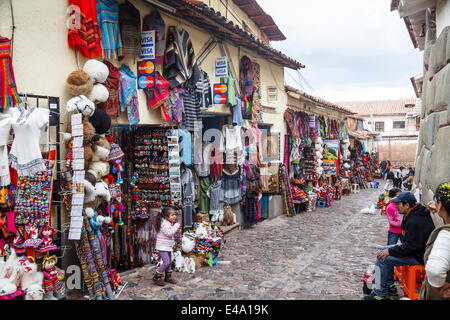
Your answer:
(98, 60), (120, 119)
(97, 0), (123, 59)
(0, 37), (21, 109)
(119, 65), (139, 125)
(68, 0), (102, 59)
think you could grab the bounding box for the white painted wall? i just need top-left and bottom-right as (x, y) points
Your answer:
(436, 0), (450, 35)
(363, 115), (418, 136)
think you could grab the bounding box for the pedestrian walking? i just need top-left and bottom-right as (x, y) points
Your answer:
(420, 182), (450, 300)
(394, 167), (404, 188)
(153, 207), (180, 286)
(380, 160), (387, 180)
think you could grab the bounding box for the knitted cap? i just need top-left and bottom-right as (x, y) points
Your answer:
(89, 108), (111, 134)
(107, 142), (124, 161)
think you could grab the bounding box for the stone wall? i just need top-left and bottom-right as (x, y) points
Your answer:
(415, 25), (450, 226)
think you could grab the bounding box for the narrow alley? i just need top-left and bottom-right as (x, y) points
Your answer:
(119, 186), (386, 300)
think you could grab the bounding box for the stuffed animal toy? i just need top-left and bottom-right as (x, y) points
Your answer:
(0, 249), (19, 296)
(94, 181), (111, 203)
(222, 205), (234, 226)
(173, 251), (186, 272)
(86, 208), (104, 236)
(182, 233), (195, 253)
(83, 59), (109, 83)
(87, 83), (109, 104)
(66, 70), (94, 96)
(91, 135), (111, 160)
(21, 264), (44, 300)
(183, 257), (196, 274)
(67, 95), (96, 118)
(195, 225), (208, 239)
(88, 161), (110, 181)
(42, 255), (65, 300)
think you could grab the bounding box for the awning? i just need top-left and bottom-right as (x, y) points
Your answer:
(145, 0), (305, 69)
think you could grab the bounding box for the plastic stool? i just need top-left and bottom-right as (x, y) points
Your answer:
(394, 266), (404, 281)
(399, 265), (426, 300)
(316, 200), (326, 207)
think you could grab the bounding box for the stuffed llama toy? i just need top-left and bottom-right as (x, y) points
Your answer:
(183, 257), (196, 274)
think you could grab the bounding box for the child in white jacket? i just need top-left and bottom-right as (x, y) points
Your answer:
(153, 207), (180, 286)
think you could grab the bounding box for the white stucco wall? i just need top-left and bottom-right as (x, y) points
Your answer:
(436, 0), (450, 36)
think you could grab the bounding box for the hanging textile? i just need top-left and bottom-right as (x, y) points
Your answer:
(142, 10), (167, 65)
(164, 27), (196, 88)
(118, 0), (141, 59)
(280, 164), (296, 217)
(198, 177), (211, 214)
(119, 65), (139, 125)
(97, 0), (123, 60)
(0, 37), (21, 110)
(222, 165), (241, 205)
(196, 68), (212, 110)
(68, 0), (102, 59)
(243, 194), (259, 227)
(98, 60), (120, 119)
(251, 62), (263, 122)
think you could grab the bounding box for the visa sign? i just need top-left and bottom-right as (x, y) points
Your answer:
(141, 30), (155, 60)
(215, 57), (228, 78)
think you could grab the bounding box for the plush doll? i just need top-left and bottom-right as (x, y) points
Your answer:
(173, 251), (186, 272)
(23, 224), (42, 249)
(66, 70), (94, 96)
(94, 181), (111, 203)
(22, 269), (44, 300)
(83, 59), (109, 84)
(86, 208), (105, 236)
(42, 255), (65, 300)
(36, 226), (57, 253)
(0, 249), (19, 296)
(183, 257), (196, 273)
(67, 95), (96, 118)
(88, 162), (110, 181)
(91, 135), (111, 160)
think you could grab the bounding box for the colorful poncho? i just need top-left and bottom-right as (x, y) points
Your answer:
(0, 37), (21, 110)
(68, 0), (102, 59)
(119, 65), (139, 125)
(97, 0), (123, 59)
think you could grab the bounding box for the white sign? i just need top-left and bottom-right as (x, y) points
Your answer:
(141, 30), (155, 60)
(215, 57), (228, 78)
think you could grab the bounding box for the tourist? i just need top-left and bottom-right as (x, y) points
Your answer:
(386, 188), (403, 245)
(394, 166), (404, 188)
(384, 169), (395, 192)
(420, 182), (450, 300)
(403, 169), (414, 191)
(364, 192), (435, 300)
(153, 207), (180, 286)
(380, 160), (387, 180)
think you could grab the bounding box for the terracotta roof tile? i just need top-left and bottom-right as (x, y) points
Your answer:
(334, 98), (419, 116)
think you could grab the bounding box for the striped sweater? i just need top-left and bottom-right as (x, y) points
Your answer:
(155, 219), (180, 252)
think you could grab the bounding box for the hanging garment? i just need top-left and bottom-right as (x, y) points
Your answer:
(221, 76), (237, 107)
(223, 125), (243, 151)
(119, 65), (139, 125)
(260, 195), (269, 219)
(239, 56), (254, 97)
(251, 62), (263, 122)
(181, 86), (200, 132)
(118, 0), (141, 59)
(0, 37), (21, 110)
(68, 0), (102, 59)
(222, 166), (241, 205)
(178, 129), (192, 166)
(164, 26), (196, 88)
(196, 142), (212, 177)
(165, 88), (184, 125)
(8, 106), (49, 177)
(231, 97), (243, 126)
(207, 180), (224, 218)
(198, 176), (211, 214)
(196, 69), (212, 110)
(181, 168), (195, 228)
(0, 113), (11, 186)
(145, 71), (170, 110)
(98, 60), (120, 119)
(97, 0), (123, 59)
(142, 10), (166, 65)
(243, 194), (258, 227)
(280, 164), (296, 217)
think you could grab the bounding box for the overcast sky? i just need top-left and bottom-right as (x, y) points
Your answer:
(257, 0), (422, 102)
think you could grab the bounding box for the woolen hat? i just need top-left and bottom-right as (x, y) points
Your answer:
(89, 108), (111, 134)
(66, 71), (94, 96)
(107, 142), (125, 161)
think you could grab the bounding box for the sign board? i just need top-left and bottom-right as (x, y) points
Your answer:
(267, 86), (278, 102)
(137, 60), (156, 89)
(140, 30), (155, 60)
(213, 83), (228, 104)
(214, 57), (228, 78)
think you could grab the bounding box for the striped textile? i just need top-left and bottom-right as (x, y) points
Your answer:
(97, 0), (123, 60)
(182, 87), (200, 132)
(0, 37), (21, 110)
(68, 0), (102, 59)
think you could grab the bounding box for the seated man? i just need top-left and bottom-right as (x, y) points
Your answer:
(364, 192), (435, 300)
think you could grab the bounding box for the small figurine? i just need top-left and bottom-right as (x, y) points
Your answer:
(42, 255), (65, 300)
(36, 226), (57, 253)
(23, 224), (42, 249)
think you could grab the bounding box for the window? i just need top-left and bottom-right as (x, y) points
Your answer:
(393, 121), (406, 129)
(375, 122), (385, 132)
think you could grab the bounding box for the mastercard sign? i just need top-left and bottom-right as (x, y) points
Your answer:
(137, 60), (156, 89)
(213, 83), (228, 104)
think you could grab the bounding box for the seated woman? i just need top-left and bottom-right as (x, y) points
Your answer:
(421, 182), (450, 300)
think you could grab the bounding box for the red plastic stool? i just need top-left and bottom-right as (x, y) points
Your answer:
(399, 265), (426, 300)
(394, 266), (404, 281)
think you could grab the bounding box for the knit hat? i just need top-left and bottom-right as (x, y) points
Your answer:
(87, 83), (110, 104)
(107, 142), (125, 161)
(89, 108), (111, 134)
(67, 95), (96, 118)
(66, 71), (94, 96)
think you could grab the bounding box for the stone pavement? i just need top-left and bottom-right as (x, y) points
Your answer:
(119, 186), (388, 300)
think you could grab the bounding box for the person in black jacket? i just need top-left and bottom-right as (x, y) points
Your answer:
(365, 192), (435, 300)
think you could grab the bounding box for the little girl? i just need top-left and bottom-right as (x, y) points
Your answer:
(153, 207), (180, 286)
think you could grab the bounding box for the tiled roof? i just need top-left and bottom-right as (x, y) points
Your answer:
(232, 0), (286, 41)
(161, 0), (304, 69)
(285, 85), (355, 115)
(334, 98), (420, 116)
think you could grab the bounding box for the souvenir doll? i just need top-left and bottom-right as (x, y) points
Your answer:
(42, 255), (65, 300)
(36, 226), (57, 252)
(23, 224), (42, 248)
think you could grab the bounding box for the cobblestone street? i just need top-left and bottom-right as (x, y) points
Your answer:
(119, 186), (387, 300)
